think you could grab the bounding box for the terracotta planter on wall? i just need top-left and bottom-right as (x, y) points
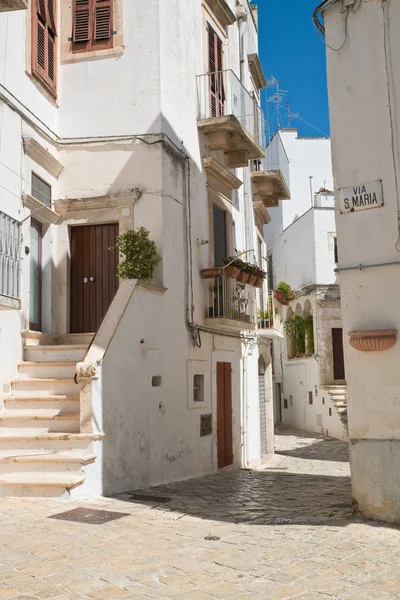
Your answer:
(349, 329), (397, 352)
(249, 274), (258, 286)
(255, 277), (263, 288)
(201, 268), (222, 279)
(225, 265), (241, 280)
(238, 271), (250, 284)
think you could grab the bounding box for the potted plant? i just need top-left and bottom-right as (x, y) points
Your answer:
(223, 257), (243, 281)
(274, 281), (295, 305)
(238, 262), (251, 284)
(114, 227), (160, 281)
(255, 266), (267, 288)
(258, 309), (268, 329)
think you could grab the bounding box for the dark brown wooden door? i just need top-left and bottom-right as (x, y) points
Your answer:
(70, 224), (118, 333)
(332, 328), (346, 381)
(217, 362), (233, 469)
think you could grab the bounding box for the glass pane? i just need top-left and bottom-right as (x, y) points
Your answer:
(29, 225), (40, 327)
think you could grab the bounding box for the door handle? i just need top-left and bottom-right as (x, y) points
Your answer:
(83, 277), (88, 284)
(90, 276), (95, 282)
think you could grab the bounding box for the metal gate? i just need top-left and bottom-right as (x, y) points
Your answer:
(259, 358), (267, 457)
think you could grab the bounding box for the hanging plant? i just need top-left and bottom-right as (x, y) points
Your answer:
(274, 281), (295, 305)
(114, 227), (160, 281)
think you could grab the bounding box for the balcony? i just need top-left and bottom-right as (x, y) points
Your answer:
(257, 292), (284, 339)
(251, 133), (291, 207)
(202, 269), (257, 331)
(0, 0), (28, 11)
(197, 70), (265, 168)
(0, 211), (21, 310)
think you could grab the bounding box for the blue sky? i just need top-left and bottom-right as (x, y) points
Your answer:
(257, 0), (330, 138)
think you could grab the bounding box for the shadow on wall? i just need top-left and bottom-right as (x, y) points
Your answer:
(74, 115), (211, 495)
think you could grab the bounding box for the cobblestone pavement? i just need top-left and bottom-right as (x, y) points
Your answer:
(0, 428), (400, 599)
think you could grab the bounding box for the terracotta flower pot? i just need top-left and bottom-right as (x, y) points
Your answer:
(255, 277), (263, 289)
(249, 274), (258, 286)
(225, 265), (241, 281)
(274, 289), (289, 305)
(238, 270), (250, 284)
(201, 267), (222, 279)
(349, 329), (397, 352)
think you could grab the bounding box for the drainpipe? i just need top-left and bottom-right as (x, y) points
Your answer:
(242, 342), (249, 466)
(309, 176), (314, 208)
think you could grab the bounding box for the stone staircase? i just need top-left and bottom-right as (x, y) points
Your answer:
(0, 332), (103, 498)
(325, 385), (348, 437)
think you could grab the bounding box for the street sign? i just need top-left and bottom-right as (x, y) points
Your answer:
(339, 180), (383, 214)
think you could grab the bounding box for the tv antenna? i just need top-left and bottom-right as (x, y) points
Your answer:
(285, 102), (300, 128)
(265, 76), (288, 132)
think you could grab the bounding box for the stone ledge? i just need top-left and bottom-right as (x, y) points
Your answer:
(23, 138), (63, 179)
(0, 294), (20, 310)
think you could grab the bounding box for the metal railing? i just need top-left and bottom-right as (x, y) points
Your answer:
(0, 211), (21, 299)
(251, 133), (290, 193)
(206, 270), (257, 326)
(197, 69), (265, 149)
(257, 291), (282, 332)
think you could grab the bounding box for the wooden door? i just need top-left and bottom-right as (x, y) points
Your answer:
(217, 362), (233, 469)
(29, 219), (42, 331)
(70, 224), (119, 334)
(332, 328), (346, 381)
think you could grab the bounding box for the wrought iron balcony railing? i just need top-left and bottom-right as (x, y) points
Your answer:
(204, 269), (257, 328)
(197, 69), (266, 149)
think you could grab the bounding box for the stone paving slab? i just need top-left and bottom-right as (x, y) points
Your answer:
(0, 428), (398, 599)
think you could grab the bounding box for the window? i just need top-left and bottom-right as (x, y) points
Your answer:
(208, 24), (224, 117)
(267, 253), (274, 292)
(72, 0), (113, 54)
(334, 236), (339, 264)
(31, 173), (51, 207)
(32, 0), (57, 96)
(193, 375), (204, 403)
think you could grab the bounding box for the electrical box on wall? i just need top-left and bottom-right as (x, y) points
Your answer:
(200, 414), (212, 437)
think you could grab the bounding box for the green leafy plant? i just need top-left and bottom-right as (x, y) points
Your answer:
(304, 314), (315, 354)
(114, 227), (160, 281)
(276, 281), (295, 301)
(285, 314), (306, 355)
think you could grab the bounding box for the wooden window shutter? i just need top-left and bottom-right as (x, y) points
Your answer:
(207, 25), (224, 117)
(72, 0), (113, 53)
(32, 0), (57, 96)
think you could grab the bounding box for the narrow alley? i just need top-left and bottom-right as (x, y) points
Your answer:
(0, 429), (399, 600)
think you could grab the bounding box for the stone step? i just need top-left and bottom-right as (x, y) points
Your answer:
(0, 472), (85, 491)
(22, 331), (93, 347)
(10, 378), (79, 396)
(0, 433), (102, 442)
(0, 451), (96, 465)
(24, 345), (87, 362)
(0, 410), (79, 420)
(4, 395), (79, 413)
(17, 362), (77, 379)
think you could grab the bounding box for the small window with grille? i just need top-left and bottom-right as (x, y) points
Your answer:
(193, 375), (204, 403)
(32, 173), (51, 207)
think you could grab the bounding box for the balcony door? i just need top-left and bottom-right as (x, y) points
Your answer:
(332, 328), (346, 381)
(208, 24), (224, 117)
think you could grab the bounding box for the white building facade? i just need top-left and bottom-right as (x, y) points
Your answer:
(265, 131), (347, 439)
(315, 0), (400, 522)
(0, 0), (287, 497)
